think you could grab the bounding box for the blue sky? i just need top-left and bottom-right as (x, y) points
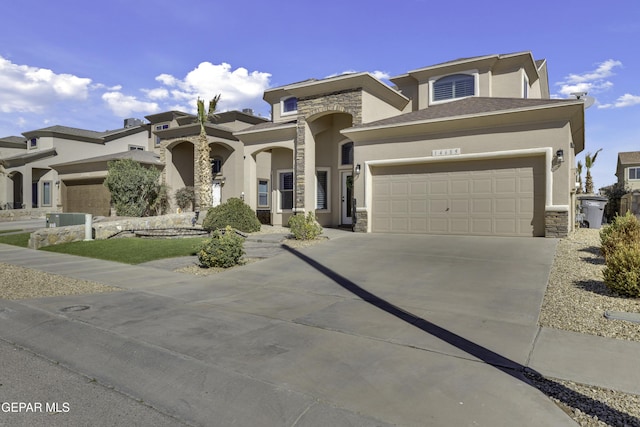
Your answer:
(1, 0), (638, 190)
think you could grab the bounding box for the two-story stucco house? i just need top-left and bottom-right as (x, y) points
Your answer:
(0, 121), (148, 215)
(235, 51), (585, 237)
(616, 151), (640, 192)
(616, 151), (640, 217)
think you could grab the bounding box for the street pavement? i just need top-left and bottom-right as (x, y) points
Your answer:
(1, 232), (640, 426)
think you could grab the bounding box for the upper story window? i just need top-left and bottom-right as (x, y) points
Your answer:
(29, 138), (37, 149)
(211, 157), (222, 175)
(431, 73), (476, 103)
(281, 97), (298, 115)
(523, 74), (529, 99)
(629, 167), (640, 180)
(341, 142), (353, 166)
(155, 124), (169, 146)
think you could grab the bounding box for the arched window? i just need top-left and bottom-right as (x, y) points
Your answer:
(432, 74), (475, 102)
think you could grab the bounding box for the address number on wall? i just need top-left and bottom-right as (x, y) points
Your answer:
(432, 148), (461, 156)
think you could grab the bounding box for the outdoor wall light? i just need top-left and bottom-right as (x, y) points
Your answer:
(220, 176), (226, 184)
(556, 149), (564, 163)
(355, 164), (361, 175)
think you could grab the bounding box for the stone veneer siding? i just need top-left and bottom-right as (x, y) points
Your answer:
(545, 210), (569, 238)
(295, 90), (362, 210)
(354, 209), (368, 233)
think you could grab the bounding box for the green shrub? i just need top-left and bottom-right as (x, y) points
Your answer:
(202, 198), (261, 233)
(197, 226), (245, 268)
(104, 159), (165, 217)
(288, 212), (323, 240)
(175, 186), (195, 211)
(603, 242), (640, 297)
(600, 212), (640, 260)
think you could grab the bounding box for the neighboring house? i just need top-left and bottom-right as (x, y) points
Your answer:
(616, 151), (640, 217)
(0, 121), (148, 215)
(235, 51), (585, 237)
(616, 151), (640, 192)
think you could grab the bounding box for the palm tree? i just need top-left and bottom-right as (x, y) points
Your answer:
(576, 160), (583, 194)
(584, 148), (602, 194)
(194, 95), (221, 211)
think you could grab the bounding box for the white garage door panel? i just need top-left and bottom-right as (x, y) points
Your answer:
(371, 157), (545, 237)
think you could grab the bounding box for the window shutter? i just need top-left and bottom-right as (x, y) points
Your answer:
(316, 171), (328, 209)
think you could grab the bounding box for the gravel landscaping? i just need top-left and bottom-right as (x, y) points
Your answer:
(1, 226), (639, 425)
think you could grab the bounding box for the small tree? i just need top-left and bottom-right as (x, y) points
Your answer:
(175, 186), (196, 211)
(584, 148), (602, 194)
(576, 160), (584, 194)
(104, 159), (165, 217)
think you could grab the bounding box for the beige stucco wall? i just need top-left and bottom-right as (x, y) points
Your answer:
(351, 122), (575, 215)
(361, 91), (409, 122)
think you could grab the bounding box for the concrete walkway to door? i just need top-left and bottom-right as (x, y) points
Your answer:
(1, 233), (640, 426)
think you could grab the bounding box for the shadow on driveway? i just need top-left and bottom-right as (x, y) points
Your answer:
(282, 244), (639, 425)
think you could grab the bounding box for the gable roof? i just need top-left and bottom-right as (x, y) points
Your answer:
(618, 151), (640, 165)
(22, 124), (146, 144)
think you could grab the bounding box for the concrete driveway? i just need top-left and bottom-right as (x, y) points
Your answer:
(0, 234), (576, 426)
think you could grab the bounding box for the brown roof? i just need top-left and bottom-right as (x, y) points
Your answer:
(619, 151), (640, 165)
(353, 97), (579, 128)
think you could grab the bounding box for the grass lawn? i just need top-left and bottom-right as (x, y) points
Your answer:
(0, 232), (31, 247)
(41, 237), (208, 264)
(0, 229), (22, 234)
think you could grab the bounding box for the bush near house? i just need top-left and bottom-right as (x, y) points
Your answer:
(601, 212), (640, 297)
(175, 186), (196, 211)
(104, 159), (168, 217)
(288, 212), (323, 240)
(600, 212), (640, 260)
(202, 198), (261, 233)
(197, 226), (245, 268)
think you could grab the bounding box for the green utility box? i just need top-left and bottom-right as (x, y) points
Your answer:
(46, 213), (87, 228)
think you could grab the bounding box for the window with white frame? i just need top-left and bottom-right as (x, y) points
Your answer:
(629, 167), (640, 180)
(316, 168), (330, 210)
(431, 73), (476, 103)
(29, 138), (37, 149)
(340, 142), (353, 166)
(155, 124), (169, 146)
(42, 181), (51, 206)
(258, 179), (269, 208)
(278, 171), (294, 210)
(523, 74), (529, 99)
(281, 97), (298, 115)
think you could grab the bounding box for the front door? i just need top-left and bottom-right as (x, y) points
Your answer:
(341, 171), (353, 225)
(212, 180), (222, 207)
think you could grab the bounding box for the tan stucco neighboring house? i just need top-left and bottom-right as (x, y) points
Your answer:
(0, 122), (148, 215)
(616, 151), (640, 217)
(50, 150), (164, 216)
(616, 151), (640, 192)
(235, 51), (585, 237)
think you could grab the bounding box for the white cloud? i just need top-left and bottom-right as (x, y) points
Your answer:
(0, 55), (92, 113)
(598, 93), (640, 109)
(371, 70), (391, 81)
(101, 92), (160, 117)
(564, 59), (622, 84)
(147, 62), (271, 113)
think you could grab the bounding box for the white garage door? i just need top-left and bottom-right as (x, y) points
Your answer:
(371, 157), (545, 237)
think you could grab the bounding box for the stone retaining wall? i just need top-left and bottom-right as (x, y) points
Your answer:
(28, 213), (197, 249)
(0, 208), (57, 222)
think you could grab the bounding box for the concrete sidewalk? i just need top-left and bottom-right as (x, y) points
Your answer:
(1, 234), (640, 426)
